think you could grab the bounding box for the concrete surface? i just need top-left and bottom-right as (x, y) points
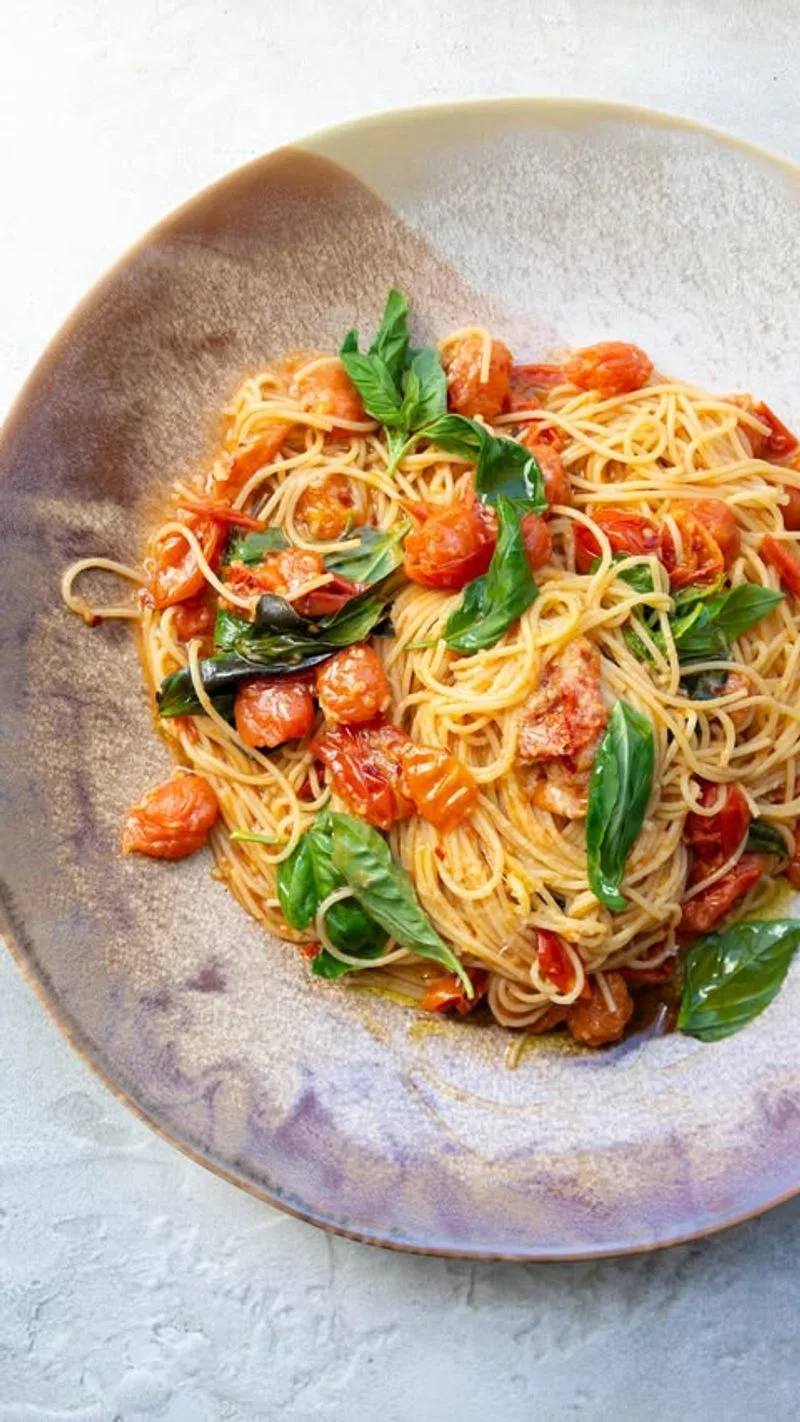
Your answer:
(3, 1), (800, 1417)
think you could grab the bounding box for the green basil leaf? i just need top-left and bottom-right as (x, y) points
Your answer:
(745, 821), (789, 857)
(704, 583), (783, 640)
(323, 522), (410, 584)
(671, 602), (728, 663)
(399, 346), (447, 431)
(590, 552), (656, 596)
(338, 350), (405, 426)
(423, 414), (546, 512)
(225, 527), (289, 564)
(367, 289), (410, 387)
(277, 833), (318, 930)
(678, 919), (800, 1041)
(444, 495), (539, 654)
(278, 816), (387, 978)
(214, 605), (250, 653)
(586, 700), (655, 911)
(328, 811), (472, 993)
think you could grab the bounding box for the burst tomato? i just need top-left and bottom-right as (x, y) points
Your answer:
(574, 509), (660, 573)
(761, 533), (800, 597)
(315, 644), (390, 726)
(172, 598), (216, 641)
(296, 474), (361, 540)
(507, 363), (565, 409)
(787, 824), (800, 889)
(421, 968), (489, 1015)
(691, 500), (741, 569)
(680, 853), (767, 936)
(746, 401), (799, 461)
(222, 423), (293, 495)
(536, 930), (575, 994)
(564, 342), (653, 398)
(224, 548), (358, 615)
(400, 743), (479, 833)
(660, 507), (724, 589)
(520, 430), (572, 508)
(444, 334), (512, 420)
(293, 359), (366, 430)
(404, 500), (495, 591)
(312, 722), (414, 829)
(520, 512), (552, 571)
(234, 678), (316, 749)
(567, 972), (633, 1046)
(684, 782), (750, 866)
(782, 485), (800, 532)
(147, 511), (224, 609)
(122, 774), (219, 860)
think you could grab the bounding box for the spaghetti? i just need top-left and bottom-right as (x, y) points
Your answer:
(62, 294), (800, 1048)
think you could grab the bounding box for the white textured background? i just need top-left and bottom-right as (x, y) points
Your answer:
(3, 2), (800, 1418)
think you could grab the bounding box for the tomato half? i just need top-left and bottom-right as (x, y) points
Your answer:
(312, 722), (414, 830)
(296, 474), (361, 540)
(444, 335), (512, 421)
(680, 853), (767, 936)
(691, 500), (741, 569)
(421, 968), (489, 1015)
(660, 507), (724, 589)
(147, 511), (224, 609)
(536, 929), (575, 994)
(748, 401), (799, 461)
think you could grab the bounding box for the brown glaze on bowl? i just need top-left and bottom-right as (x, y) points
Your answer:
(4, 100), (800, 1259)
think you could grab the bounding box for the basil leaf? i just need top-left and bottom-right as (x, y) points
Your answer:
(745, 821), (789, 857)
(590, 552), (656, 596)
(671, 602), (728, 663)
(324, 522), (410, 584)
(157, 653), (331, 718)
(704, 583), (783, 640)
(328, 811), (472, 993)
(278, 817), (387, 979)
(400, 346), (447, 430)
(338, 350), (405, 426)
(225, 527), (289, 564)
(214, 605), (250, 653)
(367, 288), (409, 387)
(679, 667), (730, 701)
(277, 833), (318, 931)
(444, 495), (539, 654)
(586, 700), (655, 911)
(423, 414), (547, 512)
(678, 919), (800, 1041)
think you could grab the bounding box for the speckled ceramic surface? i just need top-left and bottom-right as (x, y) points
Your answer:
(3, 99), (800, 1259)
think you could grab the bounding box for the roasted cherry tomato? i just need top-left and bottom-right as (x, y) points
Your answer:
(691, 500), (741, 569)
(744, 400), (799, 461)
(660, 507), (724, 589)
(295, 474), (361, 540)
(781, 484), (800, 532)
(787, 824), (800, 889)
(293, 359), (366, 431)
(680, 853), (767, 936)
(520, 512), (552, 571)
(567, 972), (633, 1046)
(444, 334), (512, 420)
(312, 722), (414, 830)
(761, 534), (800, 598)
(122, 774), (219, 860)
(620, 948), (678, 986)
(234, 677), (316, 749)
(421, 968), (489, 1015)
(172, 598), (216, 641)
(404, 500), (495, 591)
(315, 644), (390, 726)
(520, 430), (572, 508)
(224, 549), (358, 616)
(507, 363), (565, 409)
(173, 496), (262, 530)
(400, 743), (479, 833)
(536, 929), (575, 995)
(684, 782), (750, 866)
(221, 423), (293, 495)
(574, 509), (659, 574)
(564, 342), (653, 398)
(146, 511), (224, 609)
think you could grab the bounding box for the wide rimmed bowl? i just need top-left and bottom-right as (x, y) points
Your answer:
(3, 99), (800, 1259)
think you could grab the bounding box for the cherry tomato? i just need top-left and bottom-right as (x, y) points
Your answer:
(536, 930), (575, 994)
(567, 972), (633, 1046)
(293, 359), (366, 431)
(519, 638), (608, 769)
(444, 334), (512, 420)
(787, 824), (800, 889)
(691, 500), (741, 569)
(122, 774), (219, 860)
(574, 509), (660, 574)
(761, 534), (800, 597)
(660, 507), (724, 589)
(400, 743), (479, 833)
(564, 342), (653, 398)
(522, 436), (572, 509)
(747, 401), (799, 461)
(222, 423), (293, 495)
(316, 644), (390, 726)
(172, 599), (216, 641)
(781, 485), (800, 531)
(296, 474), (361, 540)
(421, 968), (489, 1015)
(174, 496), (263, 530)
(404, 500), (495, 590)
(680, 853), (767, 936)
(507, 363), (565, 409)
(520, 512), (553, 571)
(620, 949), (678, 986)
(224, 548), (328, 602)
(147, 511), (224, 610)
(311, 722), (414, 830)
(234, 677), (316, 749)
(684, 782), (750, 866)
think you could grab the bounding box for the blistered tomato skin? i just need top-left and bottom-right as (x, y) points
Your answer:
(564, 342), (653, 398)
(316, 644), (391, 726)
(122, 775), (220, 860)
(444, 334), (513, 421)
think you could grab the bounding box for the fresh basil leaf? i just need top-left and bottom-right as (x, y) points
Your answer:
(225, 527), (289, 564)
(671, 576), (725, 611)
(745, 821), (789, 858)
(278, 817), (387, 979)
(590, 552), (656, 596)
(671, 602), (728, 664)
(328, 811), (472, 993)
(586, 700), (655, 912)
(367, 289), (410, 387)
(678, 919), (800, 1041)
(338, 350), (405, 426)
(704, 583), (783, 640)
(323, 522), (410, 584)
(277, 833), (318, 930)
(423, 414), (546, 512)
(444, 495), (539, 654)
(214, 605), (250, 653)
(400, 346), (447, 430)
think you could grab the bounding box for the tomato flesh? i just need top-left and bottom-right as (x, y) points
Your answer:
(316, 644), (390, 726)
(122, 775), (219, 860)
(235, 678), (316, 749)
